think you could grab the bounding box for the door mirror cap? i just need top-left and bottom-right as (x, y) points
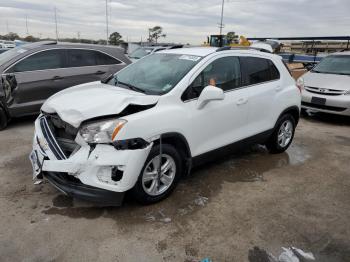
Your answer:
(197, 85), (224, 109)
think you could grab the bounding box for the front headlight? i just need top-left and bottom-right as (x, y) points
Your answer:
(79, 119), (127, 144)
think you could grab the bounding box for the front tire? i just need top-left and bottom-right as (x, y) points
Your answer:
(131, 144), (183, 204)
(0, 107), (8, 131)
(266, 114), (296, 154)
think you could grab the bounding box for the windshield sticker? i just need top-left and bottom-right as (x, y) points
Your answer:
(17, 49), (27, 54)
(179, 55), (201, 62)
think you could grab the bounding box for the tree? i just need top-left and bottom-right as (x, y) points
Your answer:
(148, 26), (166, 43)
(226, 31), (239, 44)
(4, 32), (19, 41)
(23, 35), (38, 42)
(109, 32), (123, 45)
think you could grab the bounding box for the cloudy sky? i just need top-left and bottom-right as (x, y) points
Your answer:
(0, 0), (349, 44)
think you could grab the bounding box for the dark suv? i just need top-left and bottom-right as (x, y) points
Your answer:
(0, 41), (131, 129)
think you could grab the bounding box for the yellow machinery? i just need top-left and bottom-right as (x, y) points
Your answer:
(203, 35), (251, 48)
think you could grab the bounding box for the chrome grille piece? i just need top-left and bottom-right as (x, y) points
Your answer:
(40, 117), (67, 160)
(305, 86), (347, 96)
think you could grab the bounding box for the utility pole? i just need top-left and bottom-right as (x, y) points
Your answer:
(25, 15), (29, 35)
(6, 20), (9, 34)
(105, 0), (109, 45)
(54, 7), (59, 41)
(219, 0), (225, 35)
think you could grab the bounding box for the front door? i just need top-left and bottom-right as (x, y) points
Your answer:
(182, 56), (251, 157)
(5, 49), (67, 116)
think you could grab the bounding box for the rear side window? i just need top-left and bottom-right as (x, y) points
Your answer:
(68, 49), (121, 67)
(182, 56), (242, 101)
(269, 60), (280, 80)
(240, 57), (280, 85)
(12, 49), (66, 72)
(95, 51), (121, 65)
(68, 49), (97, 67)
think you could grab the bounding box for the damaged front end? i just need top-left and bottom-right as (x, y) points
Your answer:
(30, 113), (152, 206)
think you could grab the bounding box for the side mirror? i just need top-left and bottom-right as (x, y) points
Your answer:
(305, 64), (315, 71)
(197, 85), (224, 109)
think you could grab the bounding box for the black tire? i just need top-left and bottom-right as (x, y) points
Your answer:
(131, 144), (183, 204)
(0, 107), (8, 131)
(266, 114), (296, 154)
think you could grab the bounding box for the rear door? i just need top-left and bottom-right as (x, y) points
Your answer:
(240, 56), (281, 134)
(5, 49), (67, 116)
(64, 49), (124, 87)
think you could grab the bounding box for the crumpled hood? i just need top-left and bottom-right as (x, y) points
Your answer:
(303, 71), (350, 91)
(42, 82), (159, 128)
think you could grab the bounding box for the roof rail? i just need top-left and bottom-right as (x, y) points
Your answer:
(216, 46), (272, 53)
(42, 41), (57, 45)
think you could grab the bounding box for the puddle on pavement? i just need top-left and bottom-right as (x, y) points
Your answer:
(41, 143), (311, 225)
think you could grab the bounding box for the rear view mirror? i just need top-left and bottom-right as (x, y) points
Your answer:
(197, 85), (224, 109)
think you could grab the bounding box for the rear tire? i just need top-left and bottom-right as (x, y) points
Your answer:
(0, 107), (8, 131)
(131, 144), (183, 204)
(266, 114), (296, 154)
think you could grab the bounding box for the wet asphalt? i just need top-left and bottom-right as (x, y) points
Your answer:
(0, 113), (349, 261)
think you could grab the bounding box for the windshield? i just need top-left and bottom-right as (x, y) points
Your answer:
(312, 55), (350, 75)
(129, 47), (154, 59)
(0, 46), (28, 66)
(109, 53), (202, 95)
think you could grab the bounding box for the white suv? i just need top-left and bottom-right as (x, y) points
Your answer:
(30, 47), (301, 205)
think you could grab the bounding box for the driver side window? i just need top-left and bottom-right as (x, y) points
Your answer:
(181, 56), (241, 101)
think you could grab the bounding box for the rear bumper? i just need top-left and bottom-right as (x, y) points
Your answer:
(44, 172), (125, 206)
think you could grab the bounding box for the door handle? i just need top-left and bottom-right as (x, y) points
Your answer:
(52, 76), (64, 80)
(236, 97), (248, 105)
(95, 70), (106, 75)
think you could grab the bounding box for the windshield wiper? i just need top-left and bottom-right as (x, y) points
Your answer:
(115, 78), (145, 93)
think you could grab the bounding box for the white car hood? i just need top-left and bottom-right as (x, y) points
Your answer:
(42, 82), (159, 128)
(303, 71), (350, 91)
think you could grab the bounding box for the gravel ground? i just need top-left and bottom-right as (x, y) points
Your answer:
(0, 113), (349, 262)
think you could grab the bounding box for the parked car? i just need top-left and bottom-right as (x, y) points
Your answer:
(0, 40), (16, 49)
(299, 52), (350, 116)
(0, 41), (131, 129)
(30, 47), (300, 206)
(0, 48), (9, 54)
(128, 45), (183, 62)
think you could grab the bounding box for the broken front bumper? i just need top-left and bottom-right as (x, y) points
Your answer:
(30, 115), (152, 205)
